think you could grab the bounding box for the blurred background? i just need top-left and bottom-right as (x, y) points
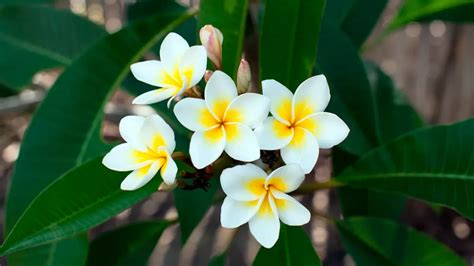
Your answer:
(0, 0), (473, 265)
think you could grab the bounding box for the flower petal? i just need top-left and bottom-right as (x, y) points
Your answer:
(160, 32), (189, 72)
(224, 93), (270, 128)
(140, 114), (176, 153)
(120, 160), (162, 191)
(292, 75), (330, 122)
(220, 163), (267, 201)
(180, 45), (207, 88)
(271, 189), (310, 226)
(298, 112), (349, 149)
(262, 79), (293, 125)
(130, 60), (169, 87)
(266, 164), (305, 193)
(189, 126), (226, 169)
(205, 71), (237, 120)
(224, 123), (260, 162)
(220, 196), (263, 228)
(254, 117), (294, 150)
(281, 127), (319, 174)
(102, 143), (150, 171)
(119, 115), (146, 151)
(132, 88), (177, 105)
(173, 98), (219, 131)
(160, 150), (178, 185)
(249, 195), (280, 248)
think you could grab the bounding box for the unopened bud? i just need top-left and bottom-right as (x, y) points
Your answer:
(204, 70), (214, 82)
(237, 59), (251, 94)
(199, 25), (223, 69)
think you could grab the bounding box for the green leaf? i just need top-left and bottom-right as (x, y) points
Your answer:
(208, 252), (227, 266)
(0, 6), (105, 93)
(340, 0), (388, 48)
(336, 118), (474, 220)
(198, 0), (249, 78)
(337, 217), (465, 265)
(0, 157), (164, 256)
(260, 0), (325, 89)
(389, 0), (474, 30)
(253, 225), (321, 266)
(87, 221), (171, 266)
(323, 0), (355, 25)
(0, 0), (53, 4)
(6, 235), (88, 266)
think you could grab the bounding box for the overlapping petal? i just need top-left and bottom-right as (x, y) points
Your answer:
(102, 143), (151, 171)
(160, 149), (178, 185)
(119, 116), (146, 151)
(140, 115), (176, 153)
(224, 123), (260, 162)
(249, 195), (280, 248)
(254, 117), (294, 150)
(298, 112), (350, 149)
(189, 126), (226, 169)
(160, 32), (189, 72)
(292, 75), (330, 122)
(205, 71), (237, 120)
(262, 79), (293, 124)
(130, 60), (168, 87)
(224, 93), (270, 128)
(220, 164), (267, 201)
(266, 164), (305, 193)
(174, 98), (219, 131)
(221, 197), (263, 228)
(271, 189), (310, 226)
(120, 161), (162, 191)
(180, 46), (207, 88)
(132, 88), (177, 105)
(281, 127), (319, 174)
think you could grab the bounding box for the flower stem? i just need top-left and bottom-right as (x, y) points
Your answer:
(293, 179), (345, 195)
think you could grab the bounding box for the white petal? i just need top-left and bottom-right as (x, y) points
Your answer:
(266, 164), (305, 193)
(120, 161), (161, 191)
(262, 79), (293, 125)
(249, 195), (280, 248)
(118, 116), (146, 151)
(130, 60), (168, 87)
(224, 93), (270, 128)
(140, 114), (176, 153)
(221, 197), (263, 228)
(254, 117), (294, 150)
(292, 75), (330, 122)
(132, 88), (177, 105)
(281, 127), (319, 174)
(205, 71), (237, 120)
(160, 150), (178, 185)
(224, 123), (260, 162)
(102, 143), (150, 171)
(298, 112), (349, 149)
(189, 126), (226, 169)
(173, 98), (219, 131)
(271, 190), (310, 226)
(180, 45), (207, 88)
(220, 163), (267, 201)
(160, 32), (189, 72)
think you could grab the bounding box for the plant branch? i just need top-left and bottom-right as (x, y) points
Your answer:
(292, 179), (345, 195)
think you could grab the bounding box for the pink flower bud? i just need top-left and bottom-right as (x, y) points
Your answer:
(199, 25), (223, 69)
(204, 70), (214, 82)
(237, 59), (251, 94)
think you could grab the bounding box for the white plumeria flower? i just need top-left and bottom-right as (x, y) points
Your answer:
(220, 164), (310, 248)
(255, 75), (350, 174)
(102, 115), (178, 190)
(130, 32), (207, 106)
(173, 71), (270, 169)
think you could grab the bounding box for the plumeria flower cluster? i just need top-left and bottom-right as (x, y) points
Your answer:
(102, 26), (349, 248)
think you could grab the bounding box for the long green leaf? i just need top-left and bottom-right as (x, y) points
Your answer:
(253, 225), (321, 266)
(389, 0), (474, 30)
(198, 0), (249, 78)
(323, 0), (355, 25)
(87, 221), (171, 266)
(337, 119), (474, 220)
(337, 217), (465, 265)
(6, 235), (88, 266)
(0, 158), (164, 256)
(260, 0), (325, 89)
(0, 5), (105, 93)
(340, 0), (388, 48)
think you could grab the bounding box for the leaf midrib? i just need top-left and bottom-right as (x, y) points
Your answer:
(338, 172), (474, 181)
